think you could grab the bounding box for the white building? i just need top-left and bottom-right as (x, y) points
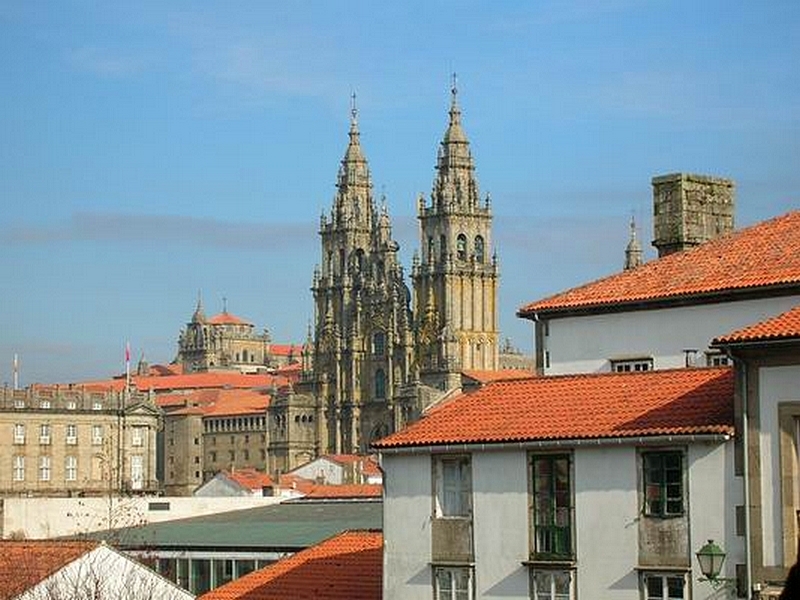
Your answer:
(375, 366), (741, 599)
(517, 211), (800, 376)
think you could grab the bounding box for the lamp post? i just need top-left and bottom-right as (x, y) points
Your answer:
(696, 539), (735, 593)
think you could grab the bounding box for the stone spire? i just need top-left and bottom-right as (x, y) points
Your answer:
(624, 216), (644, 270)
(192, 292), (206, 323)
(333, 93), (373, 228)
(433, 74), (479, 212)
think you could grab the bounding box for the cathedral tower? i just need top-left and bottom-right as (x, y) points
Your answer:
(412, 81), (499, 389)
(301, 99), (414, 458)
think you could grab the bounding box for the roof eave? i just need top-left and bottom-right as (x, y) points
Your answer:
(518, 283), (800, 321)
(375, 432), (732, 455)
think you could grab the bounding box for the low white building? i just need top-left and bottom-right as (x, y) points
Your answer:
(0, 540), (193, 600)
(375, 366), (742, 600)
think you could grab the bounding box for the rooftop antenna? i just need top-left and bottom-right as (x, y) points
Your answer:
(222, 296), (228, 314)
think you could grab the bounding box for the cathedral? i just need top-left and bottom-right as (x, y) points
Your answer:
(268, 84), (501, 473)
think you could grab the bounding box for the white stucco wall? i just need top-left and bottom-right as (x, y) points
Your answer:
(540, 295), (800, 375)
(382, 453), (433, 600)
(574, 446), (640, 598)
(472, 451), (529, 598)
(687, 440), (744, 596)
(758, 365), (800, 566)
(290, 457), (343, 484)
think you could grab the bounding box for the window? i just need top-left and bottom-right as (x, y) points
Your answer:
(643, 451), (683, 517)
(373, 331), (386, 355)
(92, 401), (102, 410)
(13, 456), (24, 481)
(130, 455), (143, 490)
(14, 398), (24, 409)
(39, 456), (51, 481)
(131, 426), (144, 447)
(40, 399), (51, 409)
(531, 454), (572, 558)
(440, 235), (447, 260)
(530, 569), (573, 600)
(435, 456), (472, 517)
(611, 358), (653, 372)
(456, 234), (467, 261)
(642, 572), (685, 599)
(66, 400), (77, 410)
(210, 451), (217, 462)
(66, 424), (77, 445)
(434, 566), (473, 600)
(65, 456), (77, 482)
(92, 425), (103, 446)
(705, 350), (730, 367)
(375, 368), (386, 399)
(474, 235), (485, 263)
(39, 423), (51, 445)
(13, 423), (25, 445)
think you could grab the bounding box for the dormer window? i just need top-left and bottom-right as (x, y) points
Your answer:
(611, 357), (653, 373)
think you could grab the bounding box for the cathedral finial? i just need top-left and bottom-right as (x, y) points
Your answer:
(624, 213), (644, 270)
(451, 73), (458, 101)
(350, 92), (358, 125)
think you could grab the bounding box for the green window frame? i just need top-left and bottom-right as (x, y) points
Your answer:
(531, 454), (572, 558)
(642, 451), (684, 517)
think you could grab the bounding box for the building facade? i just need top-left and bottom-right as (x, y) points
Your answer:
(0, 385), (160, 497)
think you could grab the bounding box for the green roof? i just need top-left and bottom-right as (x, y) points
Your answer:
(87, 500), (382, 551)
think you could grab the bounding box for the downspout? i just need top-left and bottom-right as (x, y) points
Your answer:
(739, 355), (753, 597)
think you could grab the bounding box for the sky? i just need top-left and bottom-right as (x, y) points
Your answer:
(1, 1), (799, 385)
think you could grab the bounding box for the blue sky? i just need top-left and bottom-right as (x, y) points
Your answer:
(1, 1), (798, 384)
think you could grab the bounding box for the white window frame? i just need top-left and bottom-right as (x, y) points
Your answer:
(65, 424), (77, 445)
(13, 423), (25, 445)
(641, 571), (686, 599)
(66, 400), (77, 410)
(92, 401), (102, 411)
(39, 456), (51, 481)
(530, 568), (574, 600)
(65, 456), (77, 482)
(14, 398), (25, 409)
(434, 566), (473, 600)
(39, 423), (51, 445)
(40, 399), (51, 409)
(131, 454), (144, 490)
(92, 424), (103, 446)
(705, 350), (730, 367)
(13, 456), (25, 481)
(131, 426), (144, 447)
(611, 357), (653, 373)
(434, 456), (472, 518)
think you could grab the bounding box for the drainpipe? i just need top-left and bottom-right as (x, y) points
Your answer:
(739, 356), (753, 598)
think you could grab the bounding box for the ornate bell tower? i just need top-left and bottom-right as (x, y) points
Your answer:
(412, 79), (499, 389)
(302, 97), (414, 457)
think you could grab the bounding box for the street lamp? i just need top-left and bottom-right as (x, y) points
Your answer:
(696, 539), (728, 587)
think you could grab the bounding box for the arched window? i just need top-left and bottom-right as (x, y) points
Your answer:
(475, 235), (485, 263)
(373, 331), (386, 355)
(457, 234), (467, 261)
(427, 236), (434, 260)
(242, 349), (248, 362)
(375, 368), (386, 399)
(440, 235), (447, 260)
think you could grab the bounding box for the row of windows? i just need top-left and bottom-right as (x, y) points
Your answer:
(435, 450), (685, 546)
(610, 351), (730, 373)
(11, 424), (143, 446)
(427, 234), (486, 264)
(11, 454), (145, 485)
(204, 416), (266, 433)
(434, 566), (686, 600)
(9, 398), (107, 410)
(208, 449), (266, 463)
(206, 434), (267, 446)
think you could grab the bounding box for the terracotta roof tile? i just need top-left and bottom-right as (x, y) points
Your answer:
(199, 530), (382, 600)
(269, 344), (300, 357)
(374, 367), (734, 449)
(322, 454), (381, 477)
(157, 388), (270, 417)
(207, 312), (252, 325)
(226, 468), (274, 490)
(303, 484), (382, 499)
(714, 304), (800, 344)
(462, 369), (534, 383)
(0, 540), (98, 600)
(519, 211), (800, 317)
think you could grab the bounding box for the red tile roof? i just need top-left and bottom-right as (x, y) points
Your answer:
(519, 211), (800, 318)
(157, 388), (271, 417)
(303, 484), (382, 499)
(269, 344), (300, 357)
(0, 540), (98, 600)
(199, 530), (382, 600)
(714, 304), (800, 345)
(374, 367), (734, 449)
(323, 454), (381, 477)
(226, 468), (274, 490)
(74, 372), (283, 394)
(208, 312), (252, 325)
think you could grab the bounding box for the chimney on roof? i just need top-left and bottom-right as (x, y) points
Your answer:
(652, 173), (735, 257)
